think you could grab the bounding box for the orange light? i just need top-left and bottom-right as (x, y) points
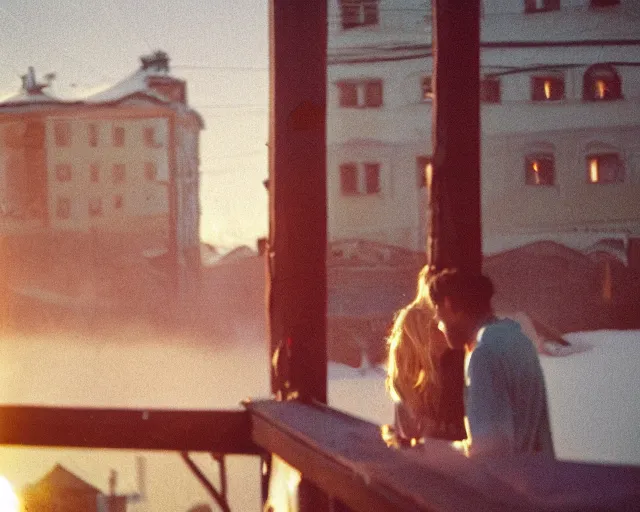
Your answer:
(532, 161), (541, 185)
(544, 80), (552, 99)
(589, 158), (599, 183)
(595, 79), (607, 99)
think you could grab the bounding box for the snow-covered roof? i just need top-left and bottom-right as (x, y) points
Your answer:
(85, 67), (172, 104)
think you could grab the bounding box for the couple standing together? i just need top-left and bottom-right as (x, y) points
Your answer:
(386, 267), (554, 458)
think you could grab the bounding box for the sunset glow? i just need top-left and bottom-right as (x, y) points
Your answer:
(0, 477), (19, 512)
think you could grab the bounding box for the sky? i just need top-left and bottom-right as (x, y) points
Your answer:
(0, 0), (270, 248)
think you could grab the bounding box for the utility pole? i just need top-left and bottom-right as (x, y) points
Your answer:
(267, 0), (328, 406)
(428, 0), (482, 274)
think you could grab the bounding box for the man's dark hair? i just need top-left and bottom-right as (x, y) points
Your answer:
(427, 268), (494, 315)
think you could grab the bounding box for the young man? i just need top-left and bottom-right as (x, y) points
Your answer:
(427, 269), (554, 458)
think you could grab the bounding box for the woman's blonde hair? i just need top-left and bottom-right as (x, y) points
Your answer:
(386, 265), (445, 417)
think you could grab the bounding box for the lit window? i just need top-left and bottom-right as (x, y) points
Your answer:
(339, 162), (382, 195)
(340, 163), (358, 195)
(54, 121), (71, 147)
(480, 77), (501, 103)
(112, 164), (125, 184)
(114, 195), (123, 210)
(532, 75), (564, 101)
(144, 126), (162, 148)
(340, 0), (379, 30)
(88, 124), (98, 147)
(586, 154), (624, 184)
(583, 64), (621, 101)
(88, 197), (102, 217)
(113, 126), (125, 147)
(56, 197), (71, 219)
(525, 0), (560, 13)
(337, 80), (383, 108)
(55, 164), (72, 182)
(144, 162), (157, 181)
(421, 76), (433, 102)
(525, 154), (555, 185)
(590, 0), (620, 7)
(417, 156), (432, 188)
(364, 163), (380, 194)
(90, 163), (99, 183)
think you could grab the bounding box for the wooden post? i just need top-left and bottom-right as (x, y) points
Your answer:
(427, 0), (482, 440)
(268, 0), (328, 404)
(428, 0), (482, 274)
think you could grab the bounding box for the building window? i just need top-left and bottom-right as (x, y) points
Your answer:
(340, 162), (381, 195)
(89, 197), (102, 217)
(113, 126), (125, 147)
(525, 154), (555, 185)
(421, 76), (434, 102)
(340, 0), (379, 30)
(340, 163), (359, 195)
(417, 156), (432, 188)
(586, 153), (624, 184)
(583, 64), (622, 101)
(54, 121), (71, 147)
(532, 75), (564, 101)
(338, 80), (383, 108)
(480, 77), (501, 103)
(114, 195), (123, 210)
(590, 0), (620, 7)
(525, 0), (560, 13)
(90, 163), (100, 183)
(144, 126), (162, 148)
(112, 164), (125, 184)
(88, 124), (98, 147)
(56, 197), (71, 219)
(144, 162), (157, 181)
(364, 163), (380, 194)
(55, 164), (72, 182)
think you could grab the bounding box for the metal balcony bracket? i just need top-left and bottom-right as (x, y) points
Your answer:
(181, 451), (231, 512)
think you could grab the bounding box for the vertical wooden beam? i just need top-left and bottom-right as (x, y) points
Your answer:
(268, 0), (328, 404)
(428, 0), (482, 274)
(427, 0), (482, 440)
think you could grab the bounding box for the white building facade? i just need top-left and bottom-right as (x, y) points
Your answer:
(0, 52), (203, 264)
(327, 0), (640, 254)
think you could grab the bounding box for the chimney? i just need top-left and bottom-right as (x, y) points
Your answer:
(140, 50), (170, 73)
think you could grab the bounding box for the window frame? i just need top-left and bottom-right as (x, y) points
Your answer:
(88, 123), (98, 147)
(480, 77), (501, 104)
(54, 120), (71, 147)
(524, 153), (556, 186)
(531, 74), (565, 102)
(364, 162), (380, 194)
(337, 79), (383, 109)
(586, 153), (625, 184)
(583, 64), (622, 102)
(113, 126), (125, 147)
(88, 196), (103, 217)
(90, 163), (100, 183)
(144, 161), (158, 181)
(144, 126), (163, 148)
(339, 163), (359, 195)
(112, 163), (126, 184)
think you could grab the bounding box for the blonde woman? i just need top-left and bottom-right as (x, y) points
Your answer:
(386, 266), (466, 444)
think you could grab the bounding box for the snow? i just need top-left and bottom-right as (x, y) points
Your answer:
(0, 328), (638, 511)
